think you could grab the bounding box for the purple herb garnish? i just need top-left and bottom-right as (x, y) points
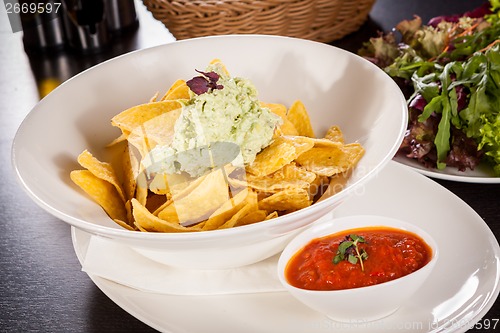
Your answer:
(186, 70), (224, 95)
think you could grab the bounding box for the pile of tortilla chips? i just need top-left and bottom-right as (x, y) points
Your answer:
(70, 60), (364, 232)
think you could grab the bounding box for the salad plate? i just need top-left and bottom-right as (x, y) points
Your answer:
(393, 156), (500, 183)
(72, 161), (500, 333)
(358, 1), (500, 185)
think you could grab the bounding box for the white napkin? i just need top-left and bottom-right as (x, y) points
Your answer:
(81, 235), (285, 295)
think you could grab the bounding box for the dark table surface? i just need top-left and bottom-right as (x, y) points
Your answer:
(1, 0), (498, 332)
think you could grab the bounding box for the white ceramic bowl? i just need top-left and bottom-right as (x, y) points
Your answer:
(12, 35), (407, 269)
(277, 215), (439, 322)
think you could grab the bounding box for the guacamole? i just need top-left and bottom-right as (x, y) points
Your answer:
(145, 63), (282, 177)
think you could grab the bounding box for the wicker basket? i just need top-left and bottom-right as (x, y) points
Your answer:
(142, 0), (376, 43)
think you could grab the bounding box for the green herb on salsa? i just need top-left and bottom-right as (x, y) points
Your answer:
(333, 234), (369, 271)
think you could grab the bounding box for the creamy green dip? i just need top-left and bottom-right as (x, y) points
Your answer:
(144, 63), (282, 177)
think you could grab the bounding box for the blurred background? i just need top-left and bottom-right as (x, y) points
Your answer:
(7, 0), (488, 99)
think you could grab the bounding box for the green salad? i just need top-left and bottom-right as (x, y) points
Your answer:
(359, 0), (500, 175)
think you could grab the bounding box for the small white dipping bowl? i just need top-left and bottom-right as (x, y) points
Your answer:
(277, 215), (438, 322)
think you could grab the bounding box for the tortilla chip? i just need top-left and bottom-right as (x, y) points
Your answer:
(148, 173), (170, 195)
(235, 209), (268, 226)
(121, 143), (139, 201)
(318, 169), (354, 202)
(231, 162), (316, 193)
(310, 138), (345, 148)
(230, 177), (310, 193)
(324, 125), (345, 143)
(134, 222), (149, 232)
(258, 187), (311, 213)
(126, 108), (182, 154)
(287, 100), (314, 137)
(135, 171), (149, 206)
(246, 136), (314, 176)
(272, 162), (317, 183)
(210, 58), (230, 76)
(201, 189), (252, 230)
(113, 219), (136, 231)
(265, 211), (279, 220)
(261, 102), (298, 136)
(217, 203), (254, 229)
(107, 132), (129, 147)
(151, 173), (206, 215)
(305, 174), (327, 200)
(70, 170), (128, 222)
(169, 172), (208, 201)
(131, 198), (202, 232)
(111, 100), (183, 134)
(157, 168), (230, 225)
(149, 92), (160, 103)
(76, 150), (126, 203)
(295, 143), (365, 177)
(160, 80), (190, 101)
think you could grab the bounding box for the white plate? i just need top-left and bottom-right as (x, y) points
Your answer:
(72, 161), (500, 333)
(393, 155), (499, 183)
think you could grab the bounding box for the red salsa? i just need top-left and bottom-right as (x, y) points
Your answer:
(285, 227), (432, 291)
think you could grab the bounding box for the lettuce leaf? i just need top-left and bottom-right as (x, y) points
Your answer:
(358, 0), (500, 174)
